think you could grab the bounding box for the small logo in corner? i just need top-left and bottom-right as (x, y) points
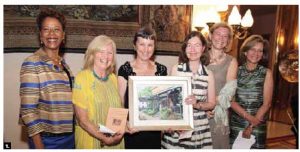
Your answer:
(4, 142), (11, 149)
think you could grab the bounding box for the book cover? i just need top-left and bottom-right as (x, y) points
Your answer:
(106, 107), (129, 134)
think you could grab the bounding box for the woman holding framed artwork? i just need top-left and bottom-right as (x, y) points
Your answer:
(161, 31), (216, 149)
(117, 25), (167, 149)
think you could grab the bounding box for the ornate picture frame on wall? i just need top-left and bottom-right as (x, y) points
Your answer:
(4, 5), (191, 55)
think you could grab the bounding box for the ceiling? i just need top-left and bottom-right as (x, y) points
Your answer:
(240, 5), (278, 16)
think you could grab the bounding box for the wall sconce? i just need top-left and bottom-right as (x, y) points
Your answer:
(192, 5), (222, 37)
(192, 5), (253, 39)
(228, 6), (254, 39)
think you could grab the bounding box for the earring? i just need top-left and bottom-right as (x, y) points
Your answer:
(40, 40), (43, 45)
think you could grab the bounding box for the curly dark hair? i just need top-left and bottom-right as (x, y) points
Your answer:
(36, 8), (66, 31)
(179, 31), (209, 65)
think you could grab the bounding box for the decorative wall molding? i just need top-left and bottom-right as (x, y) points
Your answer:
(4, 48), (180, 56)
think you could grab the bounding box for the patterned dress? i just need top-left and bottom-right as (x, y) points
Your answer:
(73, 70), (124, 149)
(161, 63), (213, 149)
(230, 64), (267, 149)
(118, 61), (167, 149)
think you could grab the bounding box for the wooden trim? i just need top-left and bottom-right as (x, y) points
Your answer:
(4, 47), (179, 56)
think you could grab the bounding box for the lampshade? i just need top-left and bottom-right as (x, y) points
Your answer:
(205, 8), (221, 23)
(228, 6), (241, 25)
(241, 9), (254, 27)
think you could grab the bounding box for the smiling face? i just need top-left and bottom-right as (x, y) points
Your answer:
(93, 43), (114, 72)
(40, 17), (65, 51)
(185, 36), (205, 62)
(135, 37), (155, 61)
(245, 42), (264, 64)
(210, 27), (230, 50)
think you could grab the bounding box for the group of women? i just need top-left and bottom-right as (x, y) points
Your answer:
(19, 8), (273, 149)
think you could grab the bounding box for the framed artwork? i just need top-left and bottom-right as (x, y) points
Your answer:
(128, 76), (194, 131)
(4, 5), (146, 50)
(4, 5), (191, 54)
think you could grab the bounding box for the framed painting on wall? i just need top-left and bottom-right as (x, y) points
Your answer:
(128, 76), (194, 131)
(4, 5), (192, 54)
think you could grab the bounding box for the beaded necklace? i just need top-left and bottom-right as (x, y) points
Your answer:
(93, 70), (109, 82)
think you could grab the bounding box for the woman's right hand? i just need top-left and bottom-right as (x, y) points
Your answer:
(32, 133), (45, 149)
(101, 132), (124, 146)
(206, 110), (214, 119)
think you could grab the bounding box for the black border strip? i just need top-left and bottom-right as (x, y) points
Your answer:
(4, 47), (179, 56)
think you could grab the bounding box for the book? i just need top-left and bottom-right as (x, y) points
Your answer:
(105, 107), (129, 134)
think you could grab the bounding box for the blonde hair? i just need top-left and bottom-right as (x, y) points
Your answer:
(83, 35), (116, 74)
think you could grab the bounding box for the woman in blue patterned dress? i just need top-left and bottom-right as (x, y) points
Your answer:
(161, 31), (216, 149)
(230, 35), (273, 149)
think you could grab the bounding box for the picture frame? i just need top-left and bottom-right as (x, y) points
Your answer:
(4, 5), (146, 51)
(4, 5), (191, 54)
(128, 76), (194, 131)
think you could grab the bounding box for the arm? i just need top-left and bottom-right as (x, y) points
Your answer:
(20, 59), (44, 148)
(255, 69), (273, 121)
(194, 70), (216, 110)
(117, 76), (127, 107)
(231, 100), (261, 127)
(170, 64), (178, 76)
(226, 57), (238, 82)
(74, 106), (123, 146)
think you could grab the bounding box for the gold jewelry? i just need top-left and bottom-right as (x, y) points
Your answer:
(50, 56), (62, 65)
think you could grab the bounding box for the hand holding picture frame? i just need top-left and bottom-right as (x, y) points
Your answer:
(128, 76), (194, 131)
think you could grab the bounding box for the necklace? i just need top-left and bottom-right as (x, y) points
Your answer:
(93, 70), (109, 81)
(246, 64), (257, 72)
(210, 51), (225, 64)
(50, 56), (62, 66)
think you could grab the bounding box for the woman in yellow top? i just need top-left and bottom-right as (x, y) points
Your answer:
(72, 35), (124, 149)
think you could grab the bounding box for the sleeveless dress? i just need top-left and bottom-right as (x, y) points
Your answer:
(118, 61), (167, 149)
(230, 64), (267, 149)
(207, 54), (233, 149)
(161, 63), (213, 149)
(72, 70), (124, 149)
